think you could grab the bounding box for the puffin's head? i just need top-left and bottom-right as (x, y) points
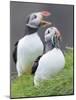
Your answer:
(26, 11), (52, 29)
(45, 27), (61, 48)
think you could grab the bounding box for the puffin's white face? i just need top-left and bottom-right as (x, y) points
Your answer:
(26, 11), (52, 28)
(45, 27), (61, 48)
(26, 12), (42, 28)
(45, 27), (56, 38)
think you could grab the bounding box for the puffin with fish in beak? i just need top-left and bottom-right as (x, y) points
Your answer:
(34, 26), (65, 86)
(13, 11), (52, 77)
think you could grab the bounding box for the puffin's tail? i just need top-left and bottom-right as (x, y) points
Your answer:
(13, 41), (18, 64)
(32, 55), (42, 74)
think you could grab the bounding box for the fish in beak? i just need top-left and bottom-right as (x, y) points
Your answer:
(53, 29), (61, 48)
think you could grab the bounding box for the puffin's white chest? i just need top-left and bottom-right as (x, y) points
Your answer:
(18, 33), (43, 53)
(17, 33), (43, 75)
(34, 48), (65, 86)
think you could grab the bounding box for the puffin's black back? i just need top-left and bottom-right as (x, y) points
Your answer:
(13, 41), (18, 64)
(32, 55), (42, 74)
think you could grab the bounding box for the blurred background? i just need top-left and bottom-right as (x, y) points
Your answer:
(10, 1), (74, 78)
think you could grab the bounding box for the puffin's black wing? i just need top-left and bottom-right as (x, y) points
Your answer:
(13, 41), (18, 64)
(32, 55), (42, 74)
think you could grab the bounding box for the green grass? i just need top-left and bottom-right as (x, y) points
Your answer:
(11, 49), (74, 98)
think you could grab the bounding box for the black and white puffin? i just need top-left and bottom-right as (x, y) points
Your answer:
(34, 27), (65, 86)
(13, 11), (51, 76)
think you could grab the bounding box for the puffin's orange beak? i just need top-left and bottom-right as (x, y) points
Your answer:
(41, 11), (51, 16)
(40, 11), (52, 27)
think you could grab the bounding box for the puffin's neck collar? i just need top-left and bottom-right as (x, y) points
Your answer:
(24, 26), (38, 35)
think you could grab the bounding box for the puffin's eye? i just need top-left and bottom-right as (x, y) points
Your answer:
(32, 15), (37, 20)
(48, 30), (50, 33)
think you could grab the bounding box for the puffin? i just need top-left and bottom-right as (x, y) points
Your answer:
(34, 26), (65, 86)
(13, 11), (51, 77)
